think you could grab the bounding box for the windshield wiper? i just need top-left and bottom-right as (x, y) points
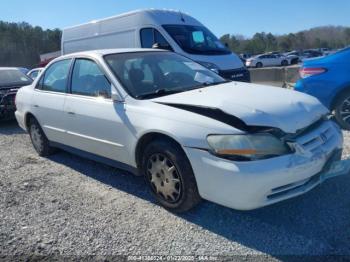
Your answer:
(190, 80), (232, 90)
(136, 89), (184, 99)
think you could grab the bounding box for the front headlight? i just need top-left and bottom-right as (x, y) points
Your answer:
(207, 134), (291, 161)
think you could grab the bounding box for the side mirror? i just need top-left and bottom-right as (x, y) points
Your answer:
(111, 92), (123, 102)
(110, 84), (123, 102)
(152, 43), (173, 51)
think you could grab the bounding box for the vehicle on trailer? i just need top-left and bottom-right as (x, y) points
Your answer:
(0, 68), (32, 120)
(15, 49), (349, 212)
(295, 47), (350, 130)
(61, 9), (250, 82)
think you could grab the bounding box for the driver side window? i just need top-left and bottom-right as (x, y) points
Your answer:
(140, 28), (170, 48)
(71, 59), (111, 98)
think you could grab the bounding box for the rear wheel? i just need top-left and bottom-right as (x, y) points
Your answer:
(334, 90), (350, 130)
(142, 139), (201, 213)
(281, 60), (288, 66)
(28, 118), (56, 156)
(256, 62), (263, 68)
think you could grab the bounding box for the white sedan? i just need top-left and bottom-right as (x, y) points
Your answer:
(246, 54), (290, 68)
(15, 49), (348, 212)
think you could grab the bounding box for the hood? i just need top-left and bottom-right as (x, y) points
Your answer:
(188, 53), (244, 70)
(152, 82), (328, 134)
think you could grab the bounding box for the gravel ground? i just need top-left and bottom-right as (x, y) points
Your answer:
(1, 120), (350, 260)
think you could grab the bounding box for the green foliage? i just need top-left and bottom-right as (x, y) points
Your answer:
(0, 21), (61, 68)
(220, 26), (350, 55)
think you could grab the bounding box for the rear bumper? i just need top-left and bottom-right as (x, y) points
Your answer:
(15, 110), (26, 131)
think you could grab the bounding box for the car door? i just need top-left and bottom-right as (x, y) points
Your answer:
(31, 59), (72, 144)
(62, 58), (130, 164)
(259, 55), (269, 66)
(269, 55), (279, 66)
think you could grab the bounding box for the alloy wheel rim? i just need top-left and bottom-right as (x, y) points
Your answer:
(340, 97), (350, 124)
(147, 153), (182, 203)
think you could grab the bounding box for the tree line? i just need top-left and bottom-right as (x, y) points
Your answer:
(0, 21), (61, 68)
(220, 26), (350, 55)
(1, 21), (350, 68)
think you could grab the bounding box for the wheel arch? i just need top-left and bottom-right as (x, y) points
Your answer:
(330, 85), (350, 110)
(24, 112), (38, 131)
(134, 131), (187, 170)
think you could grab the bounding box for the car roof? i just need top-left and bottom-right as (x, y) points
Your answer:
(58, 48), (167, 60)
(0, 67), (22, 71)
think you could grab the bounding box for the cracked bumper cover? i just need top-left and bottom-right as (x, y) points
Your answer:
(184, 120), (348, 210)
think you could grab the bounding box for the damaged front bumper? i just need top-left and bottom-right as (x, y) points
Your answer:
(185, 120), (349, 210)
(0, 89), (18, 120)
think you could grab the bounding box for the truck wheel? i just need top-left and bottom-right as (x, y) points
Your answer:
(256, 62), (263, 68)
(334, 90), (350, 130)
(142, 139), (201, 213)
(28, 118), (56, 156)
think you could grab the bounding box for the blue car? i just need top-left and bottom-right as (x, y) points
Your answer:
(295, 47), (350, 129)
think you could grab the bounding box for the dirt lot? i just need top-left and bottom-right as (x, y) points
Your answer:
(1, 120), (350, 260)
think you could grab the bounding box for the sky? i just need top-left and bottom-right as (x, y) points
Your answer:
(1, 0), (350, 37)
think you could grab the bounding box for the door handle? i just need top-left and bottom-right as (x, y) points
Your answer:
(33, 104), (39, 108)
(67, 111), (75, 115)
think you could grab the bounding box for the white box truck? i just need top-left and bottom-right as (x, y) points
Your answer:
(62, 9), (250, 82)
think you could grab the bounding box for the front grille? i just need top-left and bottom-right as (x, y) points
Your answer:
(0, 93), (16, 107)
(292, 120), (337, 154)
(219, 67), (250, 82)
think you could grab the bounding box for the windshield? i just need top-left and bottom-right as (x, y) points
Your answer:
(162, 25), (231, 55)
(104, 52), (226, 99)
(0, 69), (32, 87)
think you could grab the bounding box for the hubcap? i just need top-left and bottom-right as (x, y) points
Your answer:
(30, 125), (43, 151)
(147, 153), (182, 203)
(339, 97), (350, 124)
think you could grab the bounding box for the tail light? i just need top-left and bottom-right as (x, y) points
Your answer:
(299, 67), (327, 79)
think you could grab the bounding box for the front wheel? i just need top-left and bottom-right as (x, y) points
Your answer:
(281, 60), (288, 66)
(334, 90), (350, 130)
(256, 62), (263, 68)
(142, 139), (201, 213)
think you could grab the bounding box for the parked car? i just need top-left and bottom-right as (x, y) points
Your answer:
(15, 49), (347, 212)
(0, 68), (32, 120)
(246, 54), (290, 68)
(295, 47), (350, 129)
(302, 49), (323, 59)
(27, 67), (44, 80)
(62, 9), (250, 82)
(283, 51), (300, 64)
(16, 67), (30, 75)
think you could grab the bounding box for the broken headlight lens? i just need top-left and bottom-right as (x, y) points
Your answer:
(207, 134), (291, 161)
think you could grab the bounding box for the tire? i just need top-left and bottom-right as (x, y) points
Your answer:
(142, 139), (201, 213)
(291, 58), (299, 65)
(334, 89), (350, 130)
(256, 62), (263, 68)
(281, 60), (288, 66)
(28, 117), (56, 156)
